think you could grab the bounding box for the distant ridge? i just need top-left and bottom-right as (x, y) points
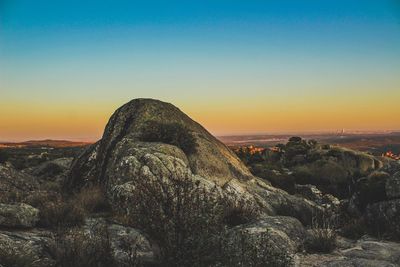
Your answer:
(0, 139), (92, 148)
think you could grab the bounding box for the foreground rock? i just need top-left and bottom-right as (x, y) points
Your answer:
(0, 203), (39, 228)
(297, 236), (400, 266)
(0, 229), (55, 267)
(84, 218), (156, 266)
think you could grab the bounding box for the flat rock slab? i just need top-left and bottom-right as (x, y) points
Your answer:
(297, 236), (400, 267)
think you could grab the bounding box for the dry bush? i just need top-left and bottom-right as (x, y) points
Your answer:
(32, 185), (109, 228)
(72, 185), (110, 214)
(223, 197), (260, 227)
(305, 215), (337, 253)
(120, 163), (291, 266)
(38, 199), (86, 228)
(48, 225), (117, 267)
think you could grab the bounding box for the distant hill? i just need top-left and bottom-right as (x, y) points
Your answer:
(0, 139), (92, 148)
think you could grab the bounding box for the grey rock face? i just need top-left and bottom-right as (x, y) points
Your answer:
(84, 218), (156, 265)
(0, 163), (39, 203)
(0, 229), (55, 267)
(295, 184), (340, 211)
(386, 171), (400, 200)
(0, 203), (39, 228)
(365, 199), (400, 237)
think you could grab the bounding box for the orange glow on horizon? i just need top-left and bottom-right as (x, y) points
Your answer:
(1, 94), (400, 142)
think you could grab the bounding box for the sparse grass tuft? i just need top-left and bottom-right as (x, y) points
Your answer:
(49, 225), (117, 267)
(305, 215), (337, 253)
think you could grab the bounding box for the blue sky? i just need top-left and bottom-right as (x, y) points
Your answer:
(1, 0), (399, 140)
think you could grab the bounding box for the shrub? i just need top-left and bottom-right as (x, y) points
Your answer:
(140, 121), (197, 155)
(38, 199), (85, 228)
(34, 185), (109, 228)
(72, 186), (110, 214)
(305, 215), (337, 253)
(49, 225), (117, 267)
(120, 163), (290, 266)
(223, 197), (260, 227)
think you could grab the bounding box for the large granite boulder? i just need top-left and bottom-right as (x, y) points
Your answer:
(66, 99), (320, 226)
(0, 203), (39, 228)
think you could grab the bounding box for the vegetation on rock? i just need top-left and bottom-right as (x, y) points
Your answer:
(139, 121), (198, 155)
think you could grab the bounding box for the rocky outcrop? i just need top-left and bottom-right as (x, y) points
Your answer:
(67, 99), (319, 226)
(27, 158), (73, 181)
(0, 203), (39, 228)
(295, 184), (340, 211)
(68, 99), (253, 190)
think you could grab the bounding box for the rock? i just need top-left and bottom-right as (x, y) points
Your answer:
(0, 163), (39, 203)
(0, 229), (55, 267)
(295, 184), (340, 210)
(27, 158), (73, 180)
(386, 171), (400, 199)
(236, 215), (307, 253)
(365, 199), (400, 238)
(0, 203), (39, 228)
(66, 99), (319, 226)
(297, 236), (400, 267)
(341, 237), (400, 264)
(67, 98), (253, 190)
(84, 218), (156, 265)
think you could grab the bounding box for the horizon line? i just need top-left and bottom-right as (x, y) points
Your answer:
(1, 129), (400, 143)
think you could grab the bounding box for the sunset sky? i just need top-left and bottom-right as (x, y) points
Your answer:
(1, 1), (400, 141)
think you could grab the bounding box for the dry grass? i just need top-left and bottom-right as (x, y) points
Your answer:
(305, 215), (337, 253)
(49, 225), (117, 267)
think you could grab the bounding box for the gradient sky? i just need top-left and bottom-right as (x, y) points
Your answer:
(1, 0), (400, 141)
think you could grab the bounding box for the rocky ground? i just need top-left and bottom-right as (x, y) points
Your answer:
(0, 98), (399, 267)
